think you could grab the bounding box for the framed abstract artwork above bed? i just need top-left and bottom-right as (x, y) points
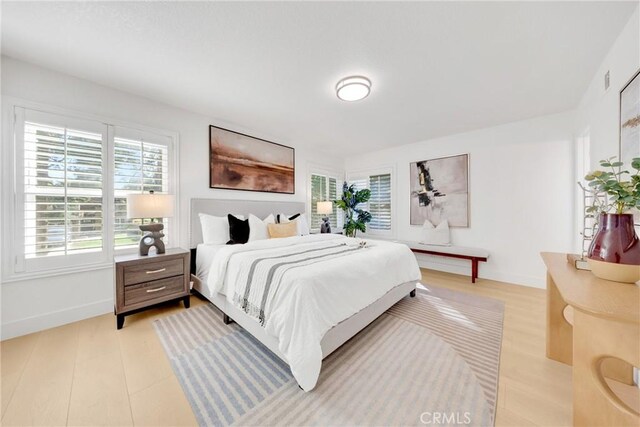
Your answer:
(410, 153), (469, 227)
(209, 125), (295, 194)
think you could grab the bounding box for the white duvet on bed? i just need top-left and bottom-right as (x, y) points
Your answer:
(201, 234), (421, 391)
(195, 243), (226, 284)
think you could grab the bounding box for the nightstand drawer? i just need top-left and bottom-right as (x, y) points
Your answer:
(123, 258), (184, 286)
(124, 276), (185, 306)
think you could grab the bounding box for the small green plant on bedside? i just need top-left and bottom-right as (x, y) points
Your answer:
(584, 157), (640, 214)
(335, 182), (372, 237)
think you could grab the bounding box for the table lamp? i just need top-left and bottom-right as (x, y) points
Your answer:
(317, 201), (333, 234)
(126, 191), (175, 255)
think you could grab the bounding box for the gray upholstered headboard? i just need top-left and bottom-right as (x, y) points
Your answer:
(189, 198), (306, 248)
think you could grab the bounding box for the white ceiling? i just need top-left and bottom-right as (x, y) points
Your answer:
(1, 1), (637, 153)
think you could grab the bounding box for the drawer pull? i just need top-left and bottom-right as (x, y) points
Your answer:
(146, 268), (166, 274)
(146, 286), (167, 293)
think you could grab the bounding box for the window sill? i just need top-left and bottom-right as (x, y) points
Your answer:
(2, 261), (114, 284)
(2, 246), (179, 284)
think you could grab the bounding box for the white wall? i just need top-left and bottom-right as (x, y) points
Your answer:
(346, 111), (576, 288)
(575, 7), (640, 167)
(0, 57), (344, 339)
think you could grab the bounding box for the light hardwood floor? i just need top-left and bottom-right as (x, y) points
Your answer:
(1, 269), (572, 426)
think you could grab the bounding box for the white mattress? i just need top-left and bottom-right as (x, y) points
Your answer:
(195, 243), (226, 286)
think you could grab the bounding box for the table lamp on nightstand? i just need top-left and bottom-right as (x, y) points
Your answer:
(126, 191), (175, 255)
(317, 201), (333, 234)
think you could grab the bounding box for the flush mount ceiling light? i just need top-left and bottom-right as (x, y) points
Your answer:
(336, 76), (371, 102)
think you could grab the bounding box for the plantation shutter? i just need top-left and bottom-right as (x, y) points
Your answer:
(310, 174), (327, 230)
(310, 174), (338, 230)
(114, 128), (172, 248)
(328, 177), (337, 227)
(350, 177), (368, 211)
(369, 174), (392, 231)
(22, 112), (105, 259)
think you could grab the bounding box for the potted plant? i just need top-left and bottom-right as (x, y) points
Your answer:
(335, 182), (372, 237)
(584, 157), (640, 283)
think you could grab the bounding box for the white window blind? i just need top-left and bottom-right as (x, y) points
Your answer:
(114, 130), (171, 248)
(23, 115), (105, 259)
(350, 177), (369, 212)
(347, 171), (393, 235)
(310, 174), (338, 230)
(368, 174), (392, 231)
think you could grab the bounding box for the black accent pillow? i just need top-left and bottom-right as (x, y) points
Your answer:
(227, 214), (249, 244)
(277, 213), (301, 224)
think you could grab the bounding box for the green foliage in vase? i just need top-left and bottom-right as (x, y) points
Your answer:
(335, 182), (372, 237)
(584, 157), (640, 214)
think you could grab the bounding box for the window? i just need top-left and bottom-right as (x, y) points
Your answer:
(347, 170), (393, 235)
(24, 120), (105, 259)
(310, 173), (338, 231)
(368, 174), (392, 231)
(7, 106), (176, 278)
(350, 177), (369, 211)
(114, 129), (172, 249)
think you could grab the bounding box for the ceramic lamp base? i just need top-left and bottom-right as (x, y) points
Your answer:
(320, 217), (332, 234)
(139, 223), (166, 256)
(587, 258), (640, 284)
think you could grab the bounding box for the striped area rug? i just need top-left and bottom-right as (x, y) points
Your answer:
(154, 285), (504, 426)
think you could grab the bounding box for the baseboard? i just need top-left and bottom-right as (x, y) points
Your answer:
(416, 257), (545, 289)
(1, 298), (113, 340)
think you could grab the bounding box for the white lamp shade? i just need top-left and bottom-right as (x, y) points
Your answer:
(126, 193), (175, 219)
(317, 201), (333, 215)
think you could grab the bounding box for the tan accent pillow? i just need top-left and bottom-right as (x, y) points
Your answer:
(268, 221), (298, 238)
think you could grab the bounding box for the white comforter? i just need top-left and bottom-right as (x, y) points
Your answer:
(204, 234), (421, 391)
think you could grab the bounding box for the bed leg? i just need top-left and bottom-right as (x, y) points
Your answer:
(409, 289), (416, 298)
(223, 314), (233, 325)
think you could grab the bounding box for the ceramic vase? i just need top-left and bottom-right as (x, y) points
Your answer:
(587, 213), (640, 283)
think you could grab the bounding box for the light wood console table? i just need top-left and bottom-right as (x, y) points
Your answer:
(542, 252), (639, 426)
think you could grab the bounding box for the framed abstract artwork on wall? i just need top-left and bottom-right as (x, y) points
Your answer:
(620, 68), (640, 165)
(209, 125), (295, 194)
(620, 69), (640, 224)
(410, 153), (469, 227)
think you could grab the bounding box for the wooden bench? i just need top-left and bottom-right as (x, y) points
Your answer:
(394, 240), (489, 283)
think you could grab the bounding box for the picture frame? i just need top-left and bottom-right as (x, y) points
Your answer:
(409, 153), (470, 227)
(619, 68), (640, 164)
(619, 68), (640, 224)
(209, 125), (295, 194)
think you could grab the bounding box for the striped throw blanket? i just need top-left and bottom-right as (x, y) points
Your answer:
(232, 241), (363, 326)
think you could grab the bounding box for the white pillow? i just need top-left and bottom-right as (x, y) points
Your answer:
(248, 213), (275, 242)
(277, 213), (309, 236)
(199, 213), (244, 244)
(421, 219), (451, 246)
(296, 214), (310, 236)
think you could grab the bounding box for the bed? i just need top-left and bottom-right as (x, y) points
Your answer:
(189, 198), (422, 391)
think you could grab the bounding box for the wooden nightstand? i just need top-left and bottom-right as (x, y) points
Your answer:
(114, 248), (191, 329)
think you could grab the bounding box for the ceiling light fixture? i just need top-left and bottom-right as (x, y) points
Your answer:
(336, 76), (371, 102)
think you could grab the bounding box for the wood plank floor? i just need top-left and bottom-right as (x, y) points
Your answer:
(1, 269), (572, 426)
